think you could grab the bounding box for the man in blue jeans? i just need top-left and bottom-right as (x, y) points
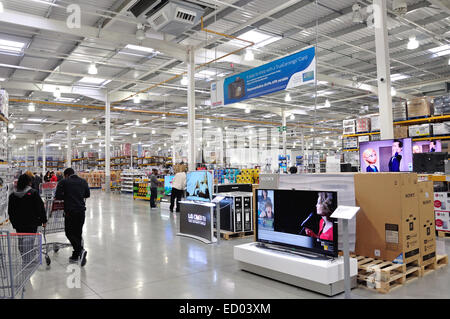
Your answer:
(55, 168), (90, 266)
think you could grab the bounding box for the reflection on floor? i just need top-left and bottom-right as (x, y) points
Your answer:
(20, 191), (450, 299)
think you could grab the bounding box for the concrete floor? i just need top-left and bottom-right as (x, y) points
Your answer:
(21, 190), (450, 299)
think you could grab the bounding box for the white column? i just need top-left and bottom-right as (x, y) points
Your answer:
(282, 110), (287, 157)
(187, 46), (196, 171)
(66, 120), (72, 168)
(105, 92), (111, 193)
(34, 140), (38, 169)
(374, 0), (394, 139)
(42, 132), (46, 176)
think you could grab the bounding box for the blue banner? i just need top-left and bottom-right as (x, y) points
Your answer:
(211, 46), (316, 106)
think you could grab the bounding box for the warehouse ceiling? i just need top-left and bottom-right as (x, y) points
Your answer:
(0, 0), (449, 155)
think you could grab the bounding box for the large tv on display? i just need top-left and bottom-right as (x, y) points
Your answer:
(359, 138), (413, 172)
(186, 171), (213, 202)
(164, 175), (174, 196)
(412, 140), (442, 154)
(256, 189), (338, 257)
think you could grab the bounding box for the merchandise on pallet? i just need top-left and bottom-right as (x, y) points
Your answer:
(407, 97), (433, 119)
(393, 102), (407, 121)
(434, 191), (450, 233)
(370, 116), (380, 132)
(393, 125), (409, 139)
(432, 122), (450, 136)
(433, 94), (450, 116)
(343, 137), (358, 149)
(356, 118), (371, 133)
(408, 123), (432, 137)
(417, 181), (436, 267)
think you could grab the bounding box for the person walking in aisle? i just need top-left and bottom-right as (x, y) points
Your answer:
(8, 174), (47, 264)
(55, 168), (90, 266)
(32, 172), (42, 192)
(150, 168), (159, 209)
(170, 167), (186, 213)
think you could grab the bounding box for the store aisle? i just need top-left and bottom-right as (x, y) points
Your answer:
(23, 191), (450, 299)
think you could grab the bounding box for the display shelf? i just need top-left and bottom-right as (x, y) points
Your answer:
(412, 135), (450, 141)
(343, 149), (359, 152)
(394, 114), (450, 126)
(72, 157), (88, 162)
(418, 174), (450, 182)
(343, 132), (380, 138)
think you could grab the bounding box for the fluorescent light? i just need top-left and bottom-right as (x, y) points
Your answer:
(97, 130), (101, 136)
(391, 73), (409, 81)
(407, 36), (419, 50)
(82, 118), (87, 124)
(0, 39), (26, 54)
(78, 77), (107, 85)
(88, 63), (98, 75)
(27, 118), (44, 122)
(428, 44), (450, 57)
(125, 44), (158, 54)
(284, 93), (292, 102)
(28, 103), (35, 112)
(231, 30), (281, 49)
(0, 78), (5, 82)
(151, 129), (155, 134)
(290, 114), (295, 120)
(53, 87), (61, 98)
(133, 133), (137, 138)
(133, 95), (140, 104)
(180, 76), (188, 86)
(135, 119), (140, 126)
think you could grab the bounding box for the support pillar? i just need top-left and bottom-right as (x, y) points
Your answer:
(374, 0), (394, 139)
(187, 46), (196, 172)
(67, 120), (72, 169)
(42, 133), (46, 177)
(105, 92), (111, 193)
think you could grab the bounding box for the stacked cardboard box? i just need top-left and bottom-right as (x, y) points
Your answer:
(394, 125), (409, 139)
(407, 97), (433, 119)
(432, 122), (450, 136)
(343, 119), (356, 135)
(370, 116), (380, 132)
(434, 192), (450, 233)
(354, 173), (420, 264)
(417, 181), (436, 265)
(408, 124), (432, 137)
(393, 102), (407, 121)
(343, 137), (358, 149)
(433, 94), (450, 116)
(356, 118), (371, 133)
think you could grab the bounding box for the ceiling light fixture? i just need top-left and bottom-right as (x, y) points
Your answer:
(28, 102), (35, 112)
(205, 118), (211, 124)
(285, 93), (292, 102)
(290, 114), (295, 120)
(82, 118), (87, 124)
(133, 133), (137, 138)
(8, 122), (13, 129)
(90, 144), (93, 149)
(352, 3), (364, 24)
(136, 24), (146, 41)
(53, 87), (61, 98)
(133, 95), (140, 104)
(245, 108), (250, 114)
(0, 2), (3, 13)
(151, 129), (155, 134)
(407, 36), (419, 50)
(324, 99), (331, 108)
(244, 49), (254, 61)
(97, 130), (101, 136)
(88, 63), (98, 75)
(180, 76), (188, 86)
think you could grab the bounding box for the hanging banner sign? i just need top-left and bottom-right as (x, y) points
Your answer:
(211, 46), (316, 107)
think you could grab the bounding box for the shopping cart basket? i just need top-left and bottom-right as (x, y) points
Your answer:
(0, 231), (42, 299)
(38, 182), (71, 266)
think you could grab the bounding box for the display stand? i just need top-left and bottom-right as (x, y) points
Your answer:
(330, 205), (360, 299)
(177, 201), (216, 244)
(234, 242), (357, 296)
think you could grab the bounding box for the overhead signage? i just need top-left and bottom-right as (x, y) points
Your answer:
(211, 46), (316, 106)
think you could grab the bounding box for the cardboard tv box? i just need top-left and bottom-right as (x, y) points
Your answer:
(417, 181), (436, 263)
(354, 173), (420, 264)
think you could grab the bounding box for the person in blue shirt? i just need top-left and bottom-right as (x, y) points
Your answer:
(388, 140), (403, 172)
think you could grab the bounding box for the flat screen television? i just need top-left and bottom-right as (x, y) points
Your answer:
(256, 189), (338, 257)
(164, 175), (174, 196)
(412, 140), (442, 154)
(186, 171), (213, 202)
(359, 138), (413, 172)
(413, 152), (448, 174)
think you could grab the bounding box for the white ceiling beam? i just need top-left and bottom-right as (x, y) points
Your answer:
(0, 9), (187, 61)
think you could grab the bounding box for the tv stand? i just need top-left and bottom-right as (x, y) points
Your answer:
(255, 243), (333, 261)
(234, 242), (357, 296)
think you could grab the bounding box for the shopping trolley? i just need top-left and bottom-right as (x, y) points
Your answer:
(38, 182), (71, 266)
(0, 231), (42, 299)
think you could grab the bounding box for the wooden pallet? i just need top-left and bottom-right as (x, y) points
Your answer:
(353, 255), (420, 294)
(420, 257), (438, 277)
(437, 231), (450, 238)
(436, 254), (449, 269)
(214, 229), (254, 240)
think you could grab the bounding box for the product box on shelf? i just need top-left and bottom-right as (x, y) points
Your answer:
(356, 118), (371, 133)
(357, 135), (370, 143)
(407, 97), (433, 119)
(393, 102), (407, 121)
(417, 181), (436, 263)
(433, 192), (450, 233)
(433, 94), (450, 116)
(343, 119), (356, 135)
(370, 116), (380, 132)
(408, 124), (432, 137)
(354, 173), (420, 264)
(432, 122), (450, 136)
(343, 137), (358, 149)
(394, 125), (409, 139)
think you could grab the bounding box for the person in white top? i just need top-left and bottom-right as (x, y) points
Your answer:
(170, 168), (186, 213)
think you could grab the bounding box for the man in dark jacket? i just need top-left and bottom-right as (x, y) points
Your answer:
(32, 172), (42, 191)
(55, 168), (90, 266)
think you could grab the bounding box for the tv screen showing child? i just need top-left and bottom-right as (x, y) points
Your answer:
(164, 175), (174, 196)
(412, 140), (441, 154)
(186, 171), (213, 202)
(359, 138), (413, 172)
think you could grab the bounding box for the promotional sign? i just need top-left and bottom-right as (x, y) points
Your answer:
(179, 202), (214, 242)
(211, 46), (316, 106)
